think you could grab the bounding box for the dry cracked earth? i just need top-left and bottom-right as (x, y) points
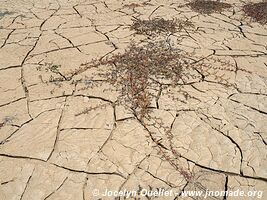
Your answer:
(0, 0), (267, 200)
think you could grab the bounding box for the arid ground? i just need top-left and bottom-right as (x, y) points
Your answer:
(0, 0), (266, 199)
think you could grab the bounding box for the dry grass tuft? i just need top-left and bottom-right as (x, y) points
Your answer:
(130, 18), (194, 36)
(123, 3), (141, 8)
(187, 0), (232, 14)
(243, 1), (267, 24)
(123, 2), (152, 8)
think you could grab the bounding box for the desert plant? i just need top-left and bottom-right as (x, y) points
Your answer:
(186, 0), (232, 14)
(83, 41), (196, 120)
(80, 37), (238, 120)
(130, 18), (194, 36)
(243, 1), (267, 24)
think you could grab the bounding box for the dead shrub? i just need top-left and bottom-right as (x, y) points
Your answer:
(243, 1), (267, 24)
(130, 18), (194, 36)
(186, 0), (232, 14)
(85, 41), (194, 119)
(80, 41), (237, 120)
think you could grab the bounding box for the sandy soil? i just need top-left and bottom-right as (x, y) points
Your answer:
(0, 0), (266, 199)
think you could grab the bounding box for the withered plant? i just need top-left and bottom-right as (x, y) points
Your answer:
(130, 18), (194, 36)
(243, 1), (267, 24)
(83, 41), (196, 120)
(186, 0), (232, 14)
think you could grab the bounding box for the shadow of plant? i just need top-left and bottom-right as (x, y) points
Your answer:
(0, 10), (14, 18)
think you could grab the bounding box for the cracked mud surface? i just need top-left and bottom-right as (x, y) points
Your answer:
(0, 0), (266, 199)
